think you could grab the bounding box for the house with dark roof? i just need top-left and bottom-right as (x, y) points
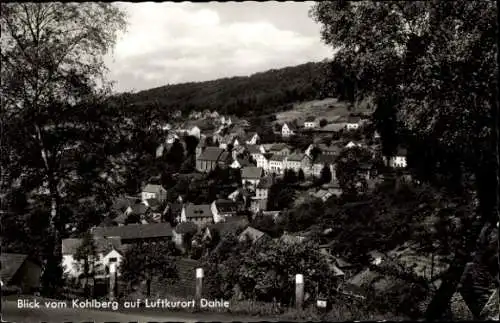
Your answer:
(250, 177), (274, 213)
(317, 144), (342, 156)
(196, 147), (225, 172)
(92, 223), (173, 245)
(345, 116), (362, 130)
(238, 227), (269, 245)
(241, 166), (264, 189)
(180, 203), (214, 228)
(304, 116), (317, 129)
(268, 143), (291, 156)
(267, 154), (286, 175)
(388, 147), (408, 168)
(0, 253), (41, 294)
(211, 199), (239, 223)
(245, 132), (260, 145)
(285, 153), (312, 173)
(141, 184), (167, 202)
(281, 123), (297, 138)
(61, 237), (124, 280)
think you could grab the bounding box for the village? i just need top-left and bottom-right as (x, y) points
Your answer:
(52, 100), (416, 304)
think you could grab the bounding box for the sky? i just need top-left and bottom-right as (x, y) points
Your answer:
(104, 1), (335, 93)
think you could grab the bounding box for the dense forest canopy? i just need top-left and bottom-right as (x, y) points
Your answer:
(120, 61), (336, 119)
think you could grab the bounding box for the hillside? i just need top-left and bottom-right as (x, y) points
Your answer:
(124, 61), (330, 119)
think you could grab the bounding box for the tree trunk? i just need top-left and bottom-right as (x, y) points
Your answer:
(146, 279), (151, 297)
(425, 160), (497, 320)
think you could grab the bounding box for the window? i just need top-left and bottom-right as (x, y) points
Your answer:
(109, 257), (117, 263)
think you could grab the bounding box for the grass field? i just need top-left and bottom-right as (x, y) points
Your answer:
(274, 97), (373, 124)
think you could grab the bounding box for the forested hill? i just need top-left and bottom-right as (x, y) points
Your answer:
(122, 61), (330, 118)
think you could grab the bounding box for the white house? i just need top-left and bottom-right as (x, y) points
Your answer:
(61, 237), (124, 280)
(281, 123), (297, 138)
(241, 166), (264, 189)
(345, 116), (361, 130)
(141, 184), (167, 202)
(345, 141), (362, 149)
(188, 126), (201, 139)
(250, 177), (273, 213)
(245, 133), (260, 145)
(268, 155), (286, 175)
(304, 116), (317, 129)
(285, 153), (312, 173)
(233, 137), (241, 147)
(388, 147), (408, 168)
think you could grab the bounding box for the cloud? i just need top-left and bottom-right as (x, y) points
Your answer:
(105, 2), (333, 92)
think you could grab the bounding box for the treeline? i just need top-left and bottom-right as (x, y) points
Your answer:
(121, 61), (335, 119)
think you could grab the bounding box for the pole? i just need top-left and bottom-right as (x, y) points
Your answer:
(195, 268), (203, 310)
(109, 263), (116, 301)
(295, 274), (304, 311)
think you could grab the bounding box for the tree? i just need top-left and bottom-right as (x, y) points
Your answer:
(298, 169), (305, 182)
(283, 169), (298, 184)
(336, 147), (373, 197)
(319, 119), (328, 127)
(165, 139), (185, 170)
(1, 3), (127, 294)
(319, 164), (332, 184)
(267, 179), (296, 211)
(310, 1), (498, 319)
(120, 241), (178, 297)
(73, 232), (97, 296)
(183, 135), (199, 156)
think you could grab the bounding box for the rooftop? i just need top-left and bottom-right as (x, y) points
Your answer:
(241, 166), (264, 179)
(92, 223), (173, 240)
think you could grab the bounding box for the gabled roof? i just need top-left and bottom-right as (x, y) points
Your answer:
(238, 226), (267, 244)
(305, 116), (316, 122)
(0, 253), (30, 283)
(62, 237), (123, 255)
(234, 158), (252, 168)
(269, 143), (290, 151)
(245, 132), (259, 141)
(269, 154), (286, 162)
(314, 154), (337, 165)
(142, 184), (165, 194)
(317, 144), (342, 154)
(396, 147), (408, 156)
(247, 145), (261, 154)
(198, 146), (224, 161)
(241, 166), (264, 179)
(346, 116), (362, 123)
(283, 123), (298, 131)
(214, 199), (238, 213)
(287, 153), (308, 162)
(92, 223), (173, 240)
(184, 203), (213, 218)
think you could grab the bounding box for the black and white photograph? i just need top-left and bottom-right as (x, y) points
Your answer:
(1, 1), (499, 322)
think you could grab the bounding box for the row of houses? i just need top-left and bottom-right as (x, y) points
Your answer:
(281, 115), (364, 138)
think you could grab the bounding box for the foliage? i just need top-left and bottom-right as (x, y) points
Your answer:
(0, 2), (127, 293)
(238, 240), (339, 305)
(124, 62), (330, 119)
(335, 147), (373, 196)
(319, 119), (328, 128)
(319, 164), (332, 184)
(283, 198), (324, 233)
(297, 169), (305, 182)
(266, 179), (296, 211)
(120, 241), (178, 296)
(73, 232), (97, 295)
(283, 169), (298, 184)
(310, 2), (498, 318)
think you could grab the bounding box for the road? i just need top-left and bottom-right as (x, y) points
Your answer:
(1, 300), (279, 323)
